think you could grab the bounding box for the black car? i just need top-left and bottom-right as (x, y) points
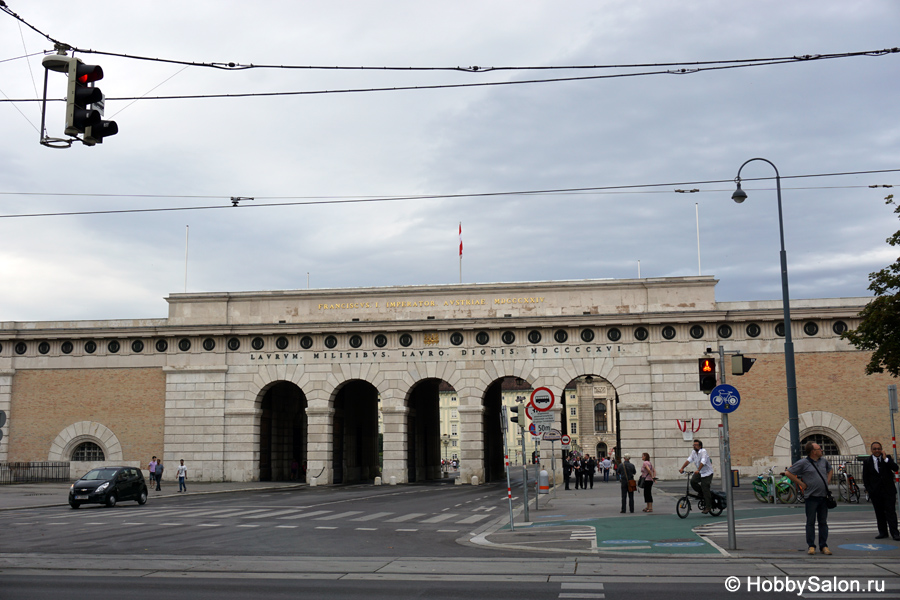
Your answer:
(69, 466), (148, 508)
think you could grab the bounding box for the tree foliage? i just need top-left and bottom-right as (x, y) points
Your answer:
(842, 195), (900, 377)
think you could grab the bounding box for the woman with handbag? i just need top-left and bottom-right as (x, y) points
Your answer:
(617, 454), (637, 513)
(640, 452), (656, 512)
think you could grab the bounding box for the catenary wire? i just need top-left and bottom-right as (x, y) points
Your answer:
(0, 169), (896, 219)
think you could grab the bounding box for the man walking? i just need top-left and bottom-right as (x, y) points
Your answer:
(785, 442), (833, 555)
(177, 459), (188, 493)
(862, 441), (900, 541)
(679, 439), (714, 514)
(584, 454), (596, 489)
(601, 456), (611, 482)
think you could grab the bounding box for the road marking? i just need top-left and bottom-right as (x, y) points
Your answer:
(279, 510), (332, 520)
(561, 584), (605, 590)
(315, 526), (338, 530)
(355, 527), (378, 531)
(396, 528), (419, 532)
(237, 524), (259, 528)
(160, 523), (182, 526)
(350, 512), (394, 522)
(197, 523), (222, 527)
(385, 513), (426, 522)
(243, 509), (303, 519)
(276, 525), (297, 529)
(419, 513), (457, 523)
(437, 529), (459, 533)
(314, 511), (364, 521)
(455, 514), (491, 524)
(123, 522), (144, 525)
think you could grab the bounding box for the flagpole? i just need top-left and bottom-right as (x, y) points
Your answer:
(459, 222), (462, 284)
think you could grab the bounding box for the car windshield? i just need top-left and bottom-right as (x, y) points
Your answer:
(81, 468), (119, 481)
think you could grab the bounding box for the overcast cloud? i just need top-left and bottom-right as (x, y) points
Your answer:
(1, 1), (898, 321)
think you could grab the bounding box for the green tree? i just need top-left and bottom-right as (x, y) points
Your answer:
(842, 194), (900, 376)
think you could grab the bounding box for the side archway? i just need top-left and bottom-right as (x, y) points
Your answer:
(772, 411), (866, 458)
(48, 421), (123, 462)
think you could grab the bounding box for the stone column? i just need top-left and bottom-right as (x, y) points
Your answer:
(381, 404), (410, 484)
(305, 404), (334, 485)
(458, 404), (485, 484)
(0, 370), (13, 462)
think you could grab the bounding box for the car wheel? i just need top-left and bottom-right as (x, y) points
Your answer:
(106, 493), (117, 508)
(69, 501), (81, 509)
(137, 489), (148, 505)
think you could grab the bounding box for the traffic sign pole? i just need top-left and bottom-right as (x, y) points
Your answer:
(718, 345), (737, 552)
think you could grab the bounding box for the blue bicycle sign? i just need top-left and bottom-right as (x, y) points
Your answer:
(710, 384), (741, 414)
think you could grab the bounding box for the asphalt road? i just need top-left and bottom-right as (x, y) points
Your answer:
(0, 478), (521, 558)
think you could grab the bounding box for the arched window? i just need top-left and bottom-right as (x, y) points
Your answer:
(71, 441), (105, 462)
(596, 442), (608, 458)
(594, 401), (607, 433)
(800, 433), (839, 456)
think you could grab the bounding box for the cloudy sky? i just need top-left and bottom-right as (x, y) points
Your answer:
(1, 1), (898, 322)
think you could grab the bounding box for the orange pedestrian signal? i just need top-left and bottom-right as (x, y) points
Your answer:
(698, 358), (717, 394)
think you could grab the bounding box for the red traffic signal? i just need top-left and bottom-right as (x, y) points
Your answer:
(698, 357), (717, 394)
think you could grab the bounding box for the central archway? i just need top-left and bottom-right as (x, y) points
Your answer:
(332, 379), (380, 484)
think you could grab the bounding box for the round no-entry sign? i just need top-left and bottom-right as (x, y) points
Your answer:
(561, 434), (571, 446)
(530, 387), (555, 412)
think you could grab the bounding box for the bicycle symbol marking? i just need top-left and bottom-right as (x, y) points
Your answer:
(712, 390), (739, 407)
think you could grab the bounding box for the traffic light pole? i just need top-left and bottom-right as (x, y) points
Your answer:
(520, 427), (530, 522)
(718, 345), (737, 551)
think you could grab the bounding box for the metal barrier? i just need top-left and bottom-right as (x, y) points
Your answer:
(825, 454), (865, 481)
(0, 461), (70, 484)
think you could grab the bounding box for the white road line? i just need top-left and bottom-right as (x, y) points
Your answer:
(419, 513), (458, 523)
(350, 512), (394, 522)
(456, 514), (491, 524)
(243, 509), (304, 519)
(237, 524), (259, 528)
(396, 528), (419, 532)
(558, 594), (605, 599)
(276, 525), (297, 529)
(436, 529), (459, 533)
(385, 513), (426, 523)
(314, 511), (364, 521)
(279, 510), (332, 520)
(197, 523), (222, 527)
(355, 527), (378, 531)
(315, 526), (338, 530)
(561, 584), (605, 590)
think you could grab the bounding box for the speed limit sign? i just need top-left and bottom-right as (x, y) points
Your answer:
(530, 387), (555, 412)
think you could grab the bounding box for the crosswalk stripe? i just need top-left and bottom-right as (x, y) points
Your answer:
(385, 513), (426, 522)
(314, 511), (364, 521)
(351, 512), (394, 522)
(419, 513), (458, 524)
(243, 509), (303, 519)
(455, 514), (491, 524)
(279, 510), (332, 520)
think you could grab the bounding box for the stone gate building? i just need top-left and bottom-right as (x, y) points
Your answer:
(0, 277), (892, 483)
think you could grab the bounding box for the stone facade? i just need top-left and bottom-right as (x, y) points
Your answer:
(0, 277), (892, 483)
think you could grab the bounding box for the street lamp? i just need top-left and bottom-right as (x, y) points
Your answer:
(732, 158), (801, 464)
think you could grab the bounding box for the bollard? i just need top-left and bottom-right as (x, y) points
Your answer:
(471, 475), (479, 486)
(389, 476), (397, 485)
(374, 476), (382, 486)
(310, 476), (317, 487)
(539, 469), (550, 494)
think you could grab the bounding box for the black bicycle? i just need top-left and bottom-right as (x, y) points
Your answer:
(676, 471), (726, 518)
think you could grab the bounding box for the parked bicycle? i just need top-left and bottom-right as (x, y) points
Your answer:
(837, 462), (861, 503)
(676, 471), (726, 518)
(752, 467), (796, 503)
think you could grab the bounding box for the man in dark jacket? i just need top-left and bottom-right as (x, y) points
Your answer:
(862, 441), (900, 541)
(563, 456), (573, 490)
(617, 454), (637, 513)
(584, 455), (597, 489)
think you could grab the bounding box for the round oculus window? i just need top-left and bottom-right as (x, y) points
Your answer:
(374, 334), (388, 348)
(775, 323), (785, 337)
(349, 335), (362, 348)
(131, 340), (144, 353)
(300, 336), (313, 349)
(227, 337), (240, 351)
(717, 324), (732, 339)
(661, 326), (676, 340)
(156, 339), (169, 353)
(607, 328), (621, 342)
(450, 332), (464, 346)
(203, 338), (216, 351)
(554, 329), (568, 344)
(84, 341), (97, 354)
(527, 330), (542, 344)
(832, 321), (848, 335)
(690, 325), (705, 339)
(475, 331), (489, 346)
(276, 336), (289, 350)
(746, 323), (761, 338)
(399, 333), (413, 347)
(108, 340), (120, 353)
(61, 341), (74, 354)
(15, 342), (26, 355)
(178, 338), (192, 352)
(803, 322), (819, 336)
(634, 327), (649, 341)
(580, 329), (595, 343)
(251, 337), (264, 350)
(325, 335), (338, 349)
(38, 341), (50, 354)
(501, 331), (515, 345)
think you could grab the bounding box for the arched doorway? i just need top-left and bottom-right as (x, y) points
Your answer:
(562, 375), (618, 462)
(259, 381), (307, 482)
(483, 377), (523, 482)
(406, 378), (457, 482)
(332, 380), (380, 484)
(596, 442), (608, 458)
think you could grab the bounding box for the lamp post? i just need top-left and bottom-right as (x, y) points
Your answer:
(732, 158), (801, 464)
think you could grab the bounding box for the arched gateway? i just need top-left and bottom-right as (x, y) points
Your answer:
(0, 277), (881, 483)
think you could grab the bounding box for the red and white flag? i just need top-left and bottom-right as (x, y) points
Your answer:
(459, 223), (463, 257)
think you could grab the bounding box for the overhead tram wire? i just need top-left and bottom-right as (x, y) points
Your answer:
(0, 168), (897, 220)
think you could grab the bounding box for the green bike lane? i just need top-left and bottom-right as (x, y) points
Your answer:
(471, 484), (891, 557)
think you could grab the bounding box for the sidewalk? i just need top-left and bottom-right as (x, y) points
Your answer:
(0, 480), (306, 511)
(471, 475), (898, 560)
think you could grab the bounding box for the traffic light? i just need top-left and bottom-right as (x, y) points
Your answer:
(509, 404), (526, 429)
(698, 357), (717, 394)
(731, 354), (756, 376)
(43, 54), (118, 145)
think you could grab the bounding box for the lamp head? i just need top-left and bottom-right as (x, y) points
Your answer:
(732, 181), (747, 204)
